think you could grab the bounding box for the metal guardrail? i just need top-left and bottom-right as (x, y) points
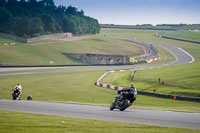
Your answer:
(137, 90), (200, 102)
(96, 69), (200, 103)
(156, 33), (200, 44)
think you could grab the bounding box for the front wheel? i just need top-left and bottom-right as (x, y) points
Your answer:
(110, 102), (115, 110)
(120, 108), (126, 111)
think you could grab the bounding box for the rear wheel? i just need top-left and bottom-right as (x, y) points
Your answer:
(119, 100), (129, 111)
(12, 94), (16, 100)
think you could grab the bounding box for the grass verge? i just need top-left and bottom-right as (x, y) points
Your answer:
(0, 110), (199, 133)
(0, 70), (200, 113)
(101, 62), (200, 97)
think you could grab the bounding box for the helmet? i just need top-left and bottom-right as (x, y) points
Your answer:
(131, 84), (134, 87)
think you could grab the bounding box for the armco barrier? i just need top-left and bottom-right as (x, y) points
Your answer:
(96, 69), (200, 103)
(159, 35), (200, 44)
(96, 82), (200, 102)
(137, 90), (173, 99)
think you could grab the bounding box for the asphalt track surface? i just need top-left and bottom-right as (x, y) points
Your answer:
(0, 100), (200, 130)
(0, 42), (198, 130)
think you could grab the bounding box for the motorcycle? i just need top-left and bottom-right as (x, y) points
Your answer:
(12, 89), (21, 100)
(110, 89), (137, 111)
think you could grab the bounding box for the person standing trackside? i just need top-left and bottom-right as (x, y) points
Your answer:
(158, 78), (161, 83)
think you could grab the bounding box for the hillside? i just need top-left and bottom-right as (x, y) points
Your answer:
(100, 28), (200, 98)
(0, 34), (144, 66)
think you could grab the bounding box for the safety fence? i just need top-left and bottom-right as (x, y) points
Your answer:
(95, 81), (200, 103)
(137, 90), (200, 102)
(133, 78), (199, 90)
(156, 33), (200, 44)
(96, 70), (200, 103)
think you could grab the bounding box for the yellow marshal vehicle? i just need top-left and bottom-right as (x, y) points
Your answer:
(129, 58), (137, 63)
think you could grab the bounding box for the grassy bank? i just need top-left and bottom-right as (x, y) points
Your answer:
(0, 35), (143, 65)
(100, 29), (200, 97)
(101, 29), (200, 61)
(0, 110), (199, 133)
(101, 63), (200, 97)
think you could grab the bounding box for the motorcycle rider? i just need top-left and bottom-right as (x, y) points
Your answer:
(116, 84), (137, 103)
(110, 84), (137, 111)
(13, 84), (22, 100)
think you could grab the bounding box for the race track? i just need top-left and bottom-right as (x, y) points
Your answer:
(0, 41), (194, 76)
(0, 42), (198, 130)
(0, 100), (200, 130)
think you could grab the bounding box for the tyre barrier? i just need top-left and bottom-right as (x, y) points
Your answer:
(146, 56), (160, 63)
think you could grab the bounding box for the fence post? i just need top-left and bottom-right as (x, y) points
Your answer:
(130, 70), (136, 81)
(173, 96), (176, 100)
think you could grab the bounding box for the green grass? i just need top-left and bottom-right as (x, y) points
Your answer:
(0, 35), (143, 65)
(134, 95), (200, 112)
(101, 29), (200, 62)
(1, 29), (200, 113)
(100, 29), (200, 97)
(0, 38), (20, 44)
(0, 71), (114, 104)
(1, 110), (199, 133)
(101, 29), (157, 41)
(101, 62), (200, 97)
(0, 70), (200, 112)
(159, 30), (200, 42)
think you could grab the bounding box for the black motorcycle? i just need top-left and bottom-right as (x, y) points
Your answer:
(110, 89), (137, 111)
(12, 89), (21, 100)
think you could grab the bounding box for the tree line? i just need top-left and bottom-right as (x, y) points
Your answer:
(0, 0), (100, 38)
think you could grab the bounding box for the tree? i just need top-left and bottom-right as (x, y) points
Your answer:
(19, 0), (26, 7)
(41, 14), (57, 33)
(28, 0), (37, 7)
(0, 0), (100, 36)
(0, 0), (6, 6)
(78, 9), (84, 16)
(41, 0), (55, 7)
(7, 0), (18, 5)
(0, 8), (12, 32)
(66, 6), (78, 15)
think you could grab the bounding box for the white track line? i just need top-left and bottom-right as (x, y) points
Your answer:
(178, 47), (195, 63)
